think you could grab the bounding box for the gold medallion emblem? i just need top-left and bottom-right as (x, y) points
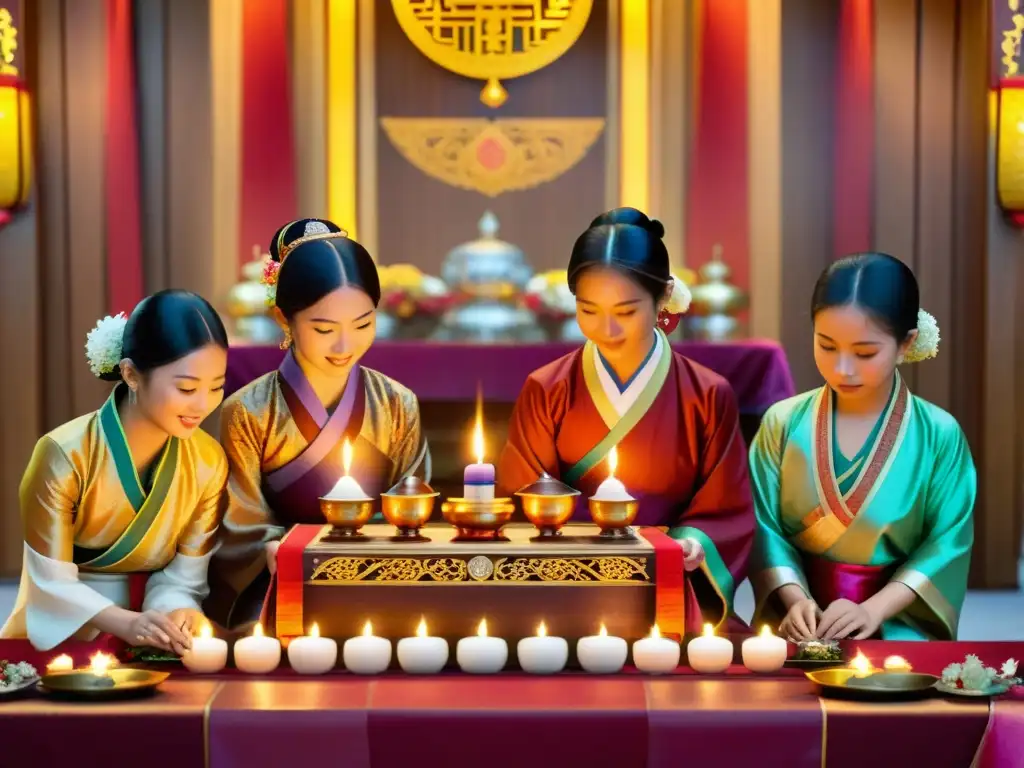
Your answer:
(390, 0), (595, 107)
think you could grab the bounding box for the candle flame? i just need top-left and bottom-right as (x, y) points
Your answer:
(89, 652), (116, 676)
(537, 621), (547, 637)
(343, 439), (353, 475)
(703, 623), (715, 637)
(310, 622), (321, 639)
(363, 621), (373, 637)
(199, 622), (213, 640)
(47, 654), (73, 673)
(883, 655), (912, 672)
(759, 625), (774, 638)
(472, 386), (486, 465)
(477, 618), (488, 637)
(253, 622), (264, 638)
(849, 650), (873, 677)
(417, 617), (428, 638)
(598, 624), (608, 637)
(607, 446), (618, 476)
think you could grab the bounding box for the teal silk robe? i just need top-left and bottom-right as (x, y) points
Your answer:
(749, 375), (975, 640)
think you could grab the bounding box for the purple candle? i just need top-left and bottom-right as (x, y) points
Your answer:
(464, 462), (496, 501)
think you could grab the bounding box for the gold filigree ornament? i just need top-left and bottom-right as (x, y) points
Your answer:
(380, 117), (604, 197)
(390, 0), (594, 107)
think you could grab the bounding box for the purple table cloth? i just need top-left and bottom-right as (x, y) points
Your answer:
(226, 339), (796, 414)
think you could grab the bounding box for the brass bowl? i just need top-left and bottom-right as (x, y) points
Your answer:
(517, 491), (580, 538)
(319, 496), (375, 539)
(588, 498), (640, 538)
(806, 669), (939, 700)
(381, 492), (439, 540)
(441, 497), (516, 541)
(39, 668), (169, 700)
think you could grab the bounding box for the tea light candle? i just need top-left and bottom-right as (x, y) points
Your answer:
(883, 655), (912, 672)
(46, 654), (74, 673)
(632, 625), (680, 674)
(325, 440), (369, 499)
(686, 623), (733, 674)
(343, 621), (392, 675)
(397, 617), (449, 674)
(181, 622), (229, 674)
(517, 621), (568, 675)
(576, 624), (628, 674)
(287, 622), (338, 675)
(464, 412), (495, 501)
(89, 651), (117, 676)
(849, 650), (875, 677)
(591, 448), (634, 502)
(741, 625), (787, 673)
(234, 622), (282, 674)
(456, 619), (508, 674)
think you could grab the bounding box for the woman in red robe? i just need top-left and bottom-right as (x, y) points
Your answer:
(497, 208), (754, 634)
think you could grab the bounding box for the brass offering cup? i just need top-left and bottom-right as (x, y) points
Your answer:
(588, 498), (640, 539)
(517, 491), (580, 539)
(441, 497), (516, 541)
(319, 496), (375, 540)
(381, 492), (439, 541)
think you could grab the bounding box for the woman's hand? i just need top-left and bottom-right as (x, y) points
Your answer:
(167, 608), (205, 651)
(266, 540), (281, 576)
(778, 598), (821, 642)
(817, 599), (881, 641)
(679, 537), (705, 572)
(125, 609), (192, 653)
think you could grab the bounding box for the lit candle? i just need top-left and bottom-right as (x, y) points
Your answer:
(325, 440), (370, 499)
(456, 619), (508, 674)
(46, 654), (74, 673)
(287, 622), (338, 675)
(576, 624), (628, 674)
(89, 652), (117, 676)
(516, 621), (568, 675)
(632, 625), (680, 674)
(234, 622), (282, 674)
(848, 650), (875, 677)
(686, 623), (733, 674)
(181, 622), (229, 674)
(883, 655), (912, 672)
(343, 621), (392, 675)
(397, 617), (450, 674)
(740, 625), (788, 673)
(591, 448), (634, 502)
(463, 392), (496, 501)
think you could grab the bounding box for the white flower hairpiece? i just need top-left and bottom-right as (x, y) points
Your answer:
(84, 313), (127, 377)
(664, 274), (692, 315)
(903, 309), (940, 363)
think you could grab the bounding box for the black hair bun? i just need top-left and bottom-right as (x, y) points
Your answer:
(589, 207), (664, 239)
(97, 368), (124, 383)
(269, 218), (345, 263)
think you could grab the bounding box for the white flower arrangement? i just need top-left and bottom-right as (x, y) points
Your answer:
(903, 309), (940, 363)
(0, 660), (38, 689)
(664, 274), (692, 315)
(941, 654), (1019, 692)
(84, 313), (128, 377)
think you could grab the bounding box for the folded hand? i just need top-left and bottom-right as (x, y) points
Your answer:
(817, 599), (881, 641)
(679, 537), (705, 572)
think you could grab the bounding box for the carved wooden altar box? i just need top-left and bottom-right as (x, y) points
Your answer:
(296, 522), (657, 668)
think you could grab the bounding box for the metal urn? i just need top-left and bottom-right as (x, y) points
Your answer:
(226, 247), (284, 345)
(432, 212), (546, 342)
(686, 245), (749, 342)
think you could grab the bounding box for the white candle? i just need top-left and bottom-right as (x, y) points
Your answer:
(181, 622), (229, 674)
(464, 412), (496, 501)
(456, 619), (508, 674)
(287, 622), (338, 675)
(234, 622), (282, 674)
(324, 440), (370, 499)
(343, 621), (392, 675)
(397, 617), (450, 674)
(632, 625), (680, 674)
(741, 625), (788, 673)
(46, 654), (74, 673)
(686, 623), (733, 674)
(591, 447), (634, 501)
(516, 621), (568, 675)
(576, 624), (628, 674)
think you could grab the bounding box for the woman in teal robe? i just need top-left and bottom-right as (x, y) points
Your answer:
(749, 253), (975, 641)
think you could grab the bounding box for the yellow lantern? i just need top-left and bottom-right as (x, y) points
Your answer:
(0, 4), (30, 226)
(998, 77), (1024, 227)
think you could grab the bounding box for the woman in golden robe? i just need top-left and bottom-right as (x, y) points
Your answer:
(1, 291), (230, 652)
(497, 208), (755, 633)
(207, 219), (429, 630)
(749, 253), (975, 641)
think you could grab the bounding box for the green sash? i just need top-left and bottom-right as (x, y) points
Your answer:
(73, 388), (180, 570)
(563, 332), (671, 486)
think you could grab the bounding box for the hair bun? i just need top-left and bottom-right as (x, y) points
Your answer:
(589, 207), (664, 239)
(645, 218), (665, 239)
(270, 218), (344, 263)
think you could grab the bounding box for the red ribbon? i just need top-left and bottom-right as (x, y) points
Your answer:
(273, 525), (323, 641)
(638, 527), (686, 640)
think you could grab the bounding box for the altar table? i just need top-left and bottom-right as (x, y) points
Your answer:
(4, 641), (1022, 768)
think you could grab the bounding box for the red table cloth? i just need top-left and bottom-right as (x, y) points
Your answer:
(225, 339), (796, 414)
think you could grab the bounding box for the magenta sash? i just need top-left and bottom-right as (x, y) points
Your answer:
(802, 553), (896, 613)
(262, 354), (393, 524)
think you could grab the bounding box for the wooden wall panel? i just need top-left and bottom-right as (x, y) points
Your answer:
(373, 3), (609, 274)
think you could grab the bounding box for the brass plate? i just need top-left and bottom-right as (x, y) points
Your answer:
(39, 668), (169, 700)
(806, 669), (939, 699)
